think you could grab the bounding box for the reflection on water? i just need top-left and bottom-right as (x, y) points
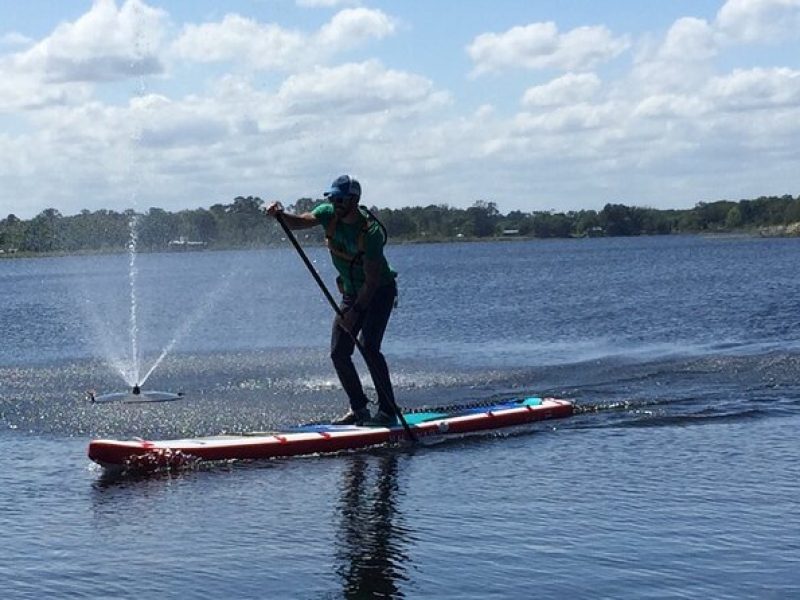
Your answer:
(336, 454), (411, 599)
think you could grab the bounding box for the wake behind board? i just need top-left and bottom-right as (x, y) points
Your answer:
(88, 397), (573, 471)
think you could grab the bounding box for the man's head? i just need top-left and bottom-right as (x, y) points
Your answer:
(324, 175), (361, 215)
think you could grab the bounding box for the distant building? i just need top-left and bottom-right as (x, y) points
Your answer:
(586, 226), (604, 237)
(501, 229), (520, 236)
(168, 236), (207, 250)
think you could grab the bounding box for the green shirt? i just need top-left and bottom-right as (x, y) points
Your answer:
(312, 203), (396, 295)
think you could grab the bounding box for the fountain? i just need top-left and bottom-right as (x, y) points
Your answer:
(83, 211), (241, 404)
(86, 213), (185, 403)
(81, 26), (243, 403)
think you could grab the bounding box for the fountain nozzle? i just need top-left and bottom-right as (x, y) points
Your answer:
(132, 384), (141, 395)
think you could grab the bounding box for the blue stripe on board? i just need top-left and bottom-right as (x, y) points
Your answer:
(402, 412), (448, 425)
(288, 424), (363, 433)
(452, 397), (543, 416)
(288, 398), (543, 432)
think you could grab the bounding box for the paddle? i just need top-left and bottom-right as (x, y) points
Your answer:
(274, 212), (417, 443)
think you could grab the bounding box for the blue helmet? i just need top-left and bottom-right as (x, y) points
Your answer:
(324, 174), (361, 201)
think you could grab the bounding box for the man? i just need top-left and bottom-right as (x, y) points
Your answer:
(266, 175), (399, 426)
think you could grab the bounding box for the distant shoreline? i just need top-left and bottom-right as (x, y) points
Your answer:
(3, 228), (794, 261)
(4, 194), (799, 257)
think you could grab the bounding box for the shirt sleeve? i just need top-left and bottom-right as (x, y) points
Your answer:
(311, 202), (333, 228)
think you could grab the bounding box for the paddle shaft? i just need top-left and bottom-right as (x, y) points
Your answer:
(274, 212), (416, 442)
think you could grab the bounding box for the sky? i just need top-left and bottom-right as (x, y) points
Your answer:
(1, 0), (800, 219)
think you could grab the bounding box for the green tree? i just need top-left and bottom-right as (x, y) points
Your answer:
(639, 208), (673, 234)
(464, 200), (500, 237)
(227, 196), (265, 246)
(573, 210), (600, 236)
(532, 211), (574, 238)
(139, 208), (178, 249)
(783, 197), (800, 224)
(291, 197), (320, 214)
(725, 206), (743, 229)
(380, 208), (418, 238)
(1, 214), (25, 249)
(599, 203), (642, 236)
(499, 210), (533, 235)
(23, 209), (63, 252)
(694, 200), (736, 230)
(410, 204), (455, 238)
(193, 209), (219, 243)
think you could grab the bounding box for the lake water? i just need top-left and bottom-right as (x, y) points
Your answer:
(1, 235), (799, 599)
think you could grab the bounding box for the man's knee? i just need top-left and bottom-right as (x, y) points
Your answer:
(331, 345), (353, 365)
(359, 343), (383, 363)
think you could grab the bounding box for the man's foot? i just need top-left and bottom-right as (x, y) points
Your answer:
(332, 407), (371, 425)
(367, 409), (398, 427)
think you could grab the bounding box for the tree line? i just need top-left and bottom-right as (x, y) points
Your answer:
(2, 194), (799, 255)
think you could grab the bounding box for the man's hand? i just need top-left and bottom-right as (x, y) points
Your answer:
(266, 205), (318, 229)
(265, 201), (284, 217)
(336, 306), (360, 334)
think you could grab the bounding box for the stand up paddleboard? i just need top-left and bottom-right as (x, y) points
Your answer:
(88, 397), (573, 471)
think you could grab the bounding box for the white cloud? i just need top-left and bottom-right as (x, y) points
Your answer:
(514, 102), (618, 135)
(0, 52), (454, 216)
(15, 0), (167, 83)
(129, 95), (231, 148)
(0, 63), (88, 112)
(630, 18), (717, 94)
(172, 8), (396, 71)
(316, 8), (395, 49)
(633, 94), (709, 120)
(276, 60), (446, 116)
(716, 0), (800, 43)
(0, 0), (167, 112)
(706, 67), (800, 111)
(467, 22), (630, 75)
(0, 57), (98, 112)
(1, 32), (33, 47)
(171, 14), (306, 70)
(659, 17), (718, 61)
(522, 72), (602, 107)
